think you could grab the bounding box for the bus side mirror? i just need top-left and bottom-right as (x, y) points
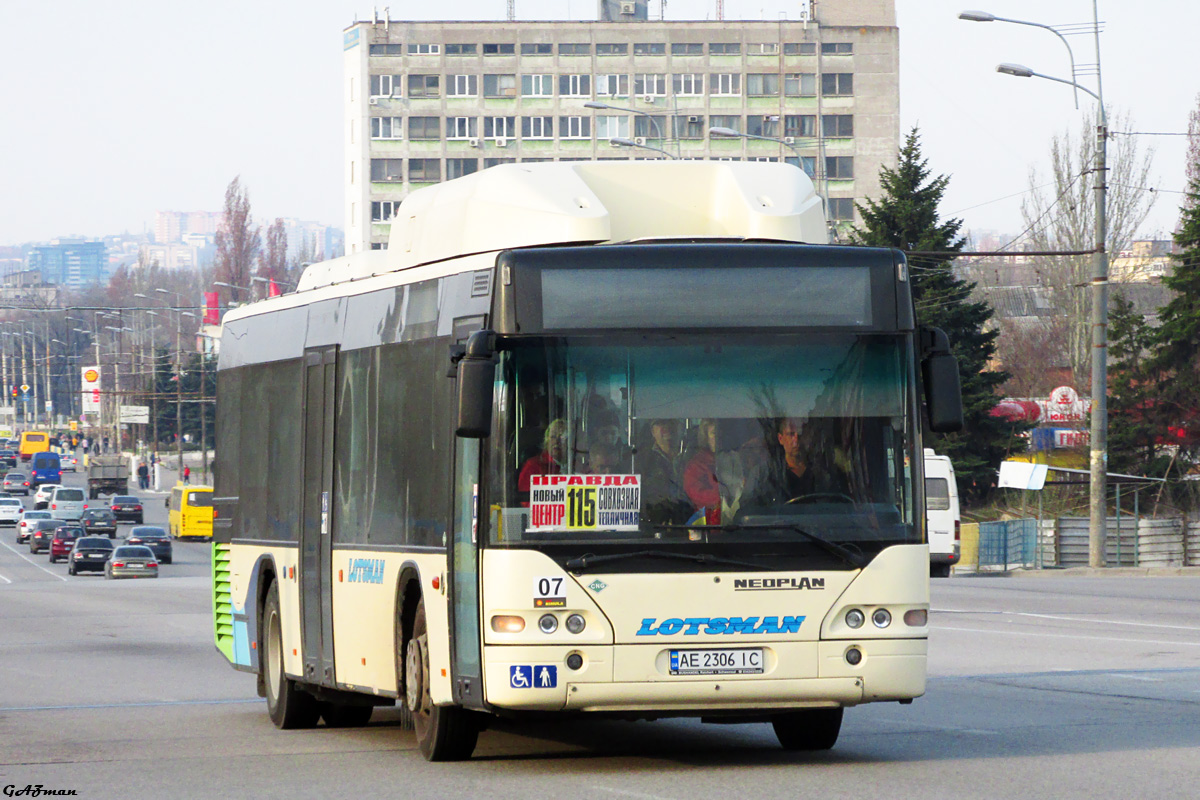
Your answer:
(455, 330), (497, 438)
(920, 327), (964, 433)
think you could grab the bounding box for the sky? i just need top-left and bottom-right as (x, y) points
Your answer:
(0, 0), (1195, 247)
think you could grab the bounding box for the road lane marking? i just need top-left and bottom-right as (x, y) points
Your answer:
(590, 787), (673, 800)
(935, 609), (1200, 632)
(936, 625), (1200, 648)
(0, 572), (11, 584)
(0, 540), (68, 581)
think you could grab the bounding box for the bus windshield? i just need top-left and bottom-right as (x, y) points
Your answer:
(486, 333), (917, 569)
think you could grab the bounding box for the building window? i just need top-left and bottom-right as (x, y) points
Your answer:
(520, 43), (553, 55)
(369, 44), (404, 56)
(484, 116), (516, 138)
(483, 74), (517, 97)
(370, 117), (403, 139)
(634, 116), (668, 138)
(445, 43), (477, 55)
(784, 42), (817, 55)
(408, 116), (441, 140)
(821, 73), (853, 96)
(784, 73), (816, 97)
(709, 43), (741, 55)
(785, 114), (816, 138)
(485, 158), (517, 167)
(634, 73), (666, 96)
(596, 43), (628, 55)
(371, 242), (386, 250)
(408, 159), (441, 182)
(596, 73), (629, 97)
(673, 73), (703, 96)
(709, 114), (741, 133)
(785, 155), (818, 177)
(559, 74), (591, 97)
(822, 114), (854, 137)
(825, 156), (854, 179)
(371, 200), (402, 222)
(746, 74), (779, 96)
(821, 42), (853, 55)
(673, 115), (706, 139)
(634, 42), (665, 55)
(447, 158), (479, 179)
(447, 117), (478, 139)
(521, 74), (553, 97)
(670, 42), (703, 56)
(407, 43), (440, 55)
(522, 116), (554, 139)
(748, 43), (779, 55)
(370, 159), (403, 183)
(559, 43), (590, 55)
(447, 74), (478, 97)
(747, 115), (779, 137)
(369, 74), (400, 98)
(595, 115), (630, 139)
(710, 73), (740, 96)
(407, 74), (440, 98)
(483, 43), (515, 55)
(559, 116), (591, 139)
(827, 197), (855, 220)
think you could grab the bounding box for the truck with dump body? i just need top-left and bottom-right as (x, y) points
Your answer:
(87, 454), (129, 499)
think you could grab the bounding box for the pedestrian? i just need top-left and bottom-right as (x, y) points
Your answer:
(183, 465), (190, 485)
(137, 462), (149, 490)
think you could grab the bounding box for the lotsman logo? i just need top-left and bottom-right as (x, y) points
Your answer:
(636, 616), (804, 635)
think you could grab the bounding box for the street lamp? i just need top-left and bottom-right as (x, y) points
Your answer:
(960, 11), (1079, 107)
(970, 5), (1110, 568)
(609, 137), (675, 159)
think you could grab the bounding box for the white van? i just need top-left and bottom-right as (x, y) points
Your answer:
(49, 486), (86, 522)
(924, 448), (960, 577)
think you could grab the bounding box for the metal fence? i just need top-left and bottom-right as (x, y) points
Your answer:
(977, 519), (1039, 570)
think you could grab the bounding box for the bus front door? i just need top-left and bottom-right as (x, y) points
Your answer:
(450, 437), (483, 708)
(300, 346), (337, 686)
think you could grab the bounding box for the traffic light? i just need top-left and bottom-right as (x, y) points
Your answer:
(9, 386), (15, 398)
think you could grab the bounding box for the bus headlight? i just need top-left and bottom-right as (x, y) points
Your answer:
(845, 608), (865, 629)
(903, 609), (928, 627)
(490, 615), (525, 633)
(872, 608), (892, 628)
(565, 614), (586, 634)
(538, 614), (559, 634)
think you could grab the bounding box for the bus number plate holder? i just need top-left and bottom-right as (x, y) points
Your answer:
(669, 648), (763, 676)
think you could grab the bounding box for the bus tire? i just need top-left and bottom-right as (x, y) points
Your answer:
(405, 599), (478, 761)
(321, 702), (373, 728)
(263, 580), (320, 729)
(772, 707), (843, 751)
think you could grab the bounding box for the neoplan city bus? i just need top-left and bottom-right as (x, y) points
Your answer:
(212, 161), (963, 761)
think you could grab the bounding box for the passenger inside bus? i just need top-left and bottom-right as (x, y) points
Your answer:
(639, 419), (689, 525)
(516, 418), (568, 504)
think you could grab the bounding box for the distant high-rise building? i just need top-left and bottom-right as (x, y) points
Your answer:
(27, 239), (108, 287)
(155, 210), (223, 244)
(343, 1), (900, 252)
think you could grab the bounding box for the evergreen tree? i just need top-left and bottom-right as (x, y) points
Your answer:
(1107, 294), (1171, 478)
(851, 127), (1022, 504)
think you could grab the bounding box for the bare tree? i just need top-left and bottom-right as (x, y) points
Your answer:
(1187, 92), (1200, 217)
(214, 176), (261, 304)
(260, 218), (287, 292)
(1020, 109), (1157, 388)
(995, 314), (1072, 398)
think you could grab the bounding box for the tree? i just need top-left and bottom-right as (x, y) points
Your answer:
(214, 176), (261, 304)
(1019, 110), (1157, 387)
(1107, 293), (1171, 478)
(260, 218), (288, 292)
(995, 314), (1071, 398)
(852, 127), (1023, 504)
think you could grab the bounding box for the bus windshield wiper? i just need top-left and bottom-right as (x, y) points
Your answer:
(564, 549), (769, 573)
(660, 523), (868, 569)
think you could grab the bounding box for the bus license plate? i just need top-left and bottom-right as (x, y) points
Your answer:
(669, 648), (763, 676)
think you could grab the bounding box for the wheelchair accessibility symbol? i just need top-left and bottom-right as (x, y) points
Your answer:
(510, 665), (557, 689)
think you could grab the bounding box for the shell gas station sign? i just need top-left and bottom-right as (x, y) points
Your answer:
(81, 366), (101, 414)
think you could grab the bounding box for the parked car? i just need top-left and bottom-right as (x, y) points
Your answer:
(34, 483), (60, 509)
(28, 519), (63, 554)
(49, 486), (86, 521)
(105, 545), (159, 579)
(16, 510), (52, 543)
(48, 525), (84, 563)
(109, 495), (145, 524)
(68, 536), (114, 575)
(80, 508), (118, 539)
(126, 526), (172, 564)
(4, 471), (31, 496)
(0, 450), (17, 468)
(0, 496), (24, 526)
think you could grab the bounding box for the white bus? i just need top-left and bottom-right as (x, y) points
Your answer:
(212, 161), (962, 760)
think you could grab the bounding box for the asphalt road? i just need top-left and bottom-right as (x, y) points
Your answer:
(2, 474), (1198, 799)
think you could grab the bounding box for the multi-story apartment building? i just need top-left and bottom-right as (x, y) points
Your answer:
(27, 239), (108, 288)
(343, 1), (899, 253)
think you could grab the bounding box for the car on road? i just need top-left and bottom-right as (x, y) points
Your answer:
(4, 471), (31, 496)
(68, 536), (114, 575)
(105, 545), (159, 579)
(109, 495), (145, 524)
(0, 496), (24, 526)
(34, 483), (60, 509)
(28, 519), (63, 554)
(80, 508), (118, 538)
(49, 487), (86, 521)
(48, 525), (85, 563)
(62, 453), (78, 472)
(125, 526), (172, 564)
(0, 450), (17, 469)
(16, 510), (52, 543)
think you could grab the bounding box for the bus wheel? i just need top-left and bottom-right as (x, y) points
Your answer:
(405, 599), (479, 761)
(772, 707), (843, 751)
(263, 581), (320, 729)
(321, 702), (373, 728)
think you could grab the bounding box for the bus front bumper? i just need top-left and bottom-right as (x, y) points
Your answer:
(482, 639), (926, 713)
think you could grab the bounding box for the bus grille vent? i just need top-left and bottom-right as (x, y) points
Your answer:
(212, 543), (234, 658)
